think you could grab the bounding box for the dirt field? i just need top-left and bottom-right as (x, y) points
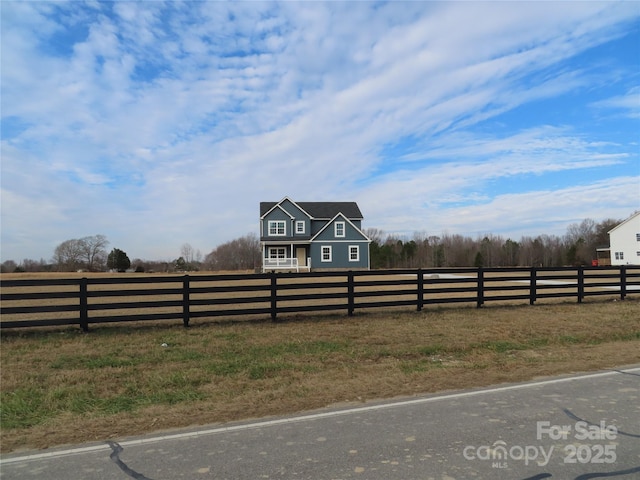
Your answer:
(1, 296), (638, 453)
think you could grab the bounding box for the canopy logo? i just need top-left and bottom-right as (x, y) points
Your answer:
(463, 441), (553, 468)
(463, 420), (618, 469)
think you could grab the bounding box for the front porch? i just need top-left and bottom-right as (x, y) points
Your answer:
(596, 247), (612, 266)
(262, 257), (311, 272)
(262, 244), (311, 272)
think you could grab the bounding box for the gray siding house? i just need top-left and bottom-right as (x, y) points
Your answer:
(260, 197), (371, 271)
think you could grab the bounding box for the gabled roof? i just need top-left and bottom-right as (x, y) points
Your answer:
(608, 211), (640, 234)
(262, 204), (295, 220)
(260, 199), (363, 219)
(300, 202), (363, 219)
(311, 212), (371, 242)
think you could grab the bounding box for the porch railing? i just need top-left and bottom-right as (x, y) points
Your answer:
(263, 257), (311, 272)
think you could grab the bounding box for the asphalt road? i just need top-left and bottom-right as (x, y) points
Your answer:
(2, 366), (639, 480)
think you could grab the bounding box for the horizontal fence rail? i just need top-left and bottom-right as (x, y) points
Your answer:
(1, 266), (638, 332)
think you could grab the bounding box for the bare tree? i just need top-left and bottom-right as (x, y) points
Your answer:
(441, 234), (476, 267)
(204, 233), (260, 271)
(52, 235), (109, 271)
(79, 234), (109, 271)
(565, 218), (597, 244)
(411, 231), (432, 267)
(1, 260), (18, 273)
(53, 239), (85, 271)
(364, 228), (385, 244)
(565, 219), (599, 265)
(477, 234), (504, 267)
(21, 258), (50, 272)
(181, 243), (195, 265)
(594, 218), (622, 247)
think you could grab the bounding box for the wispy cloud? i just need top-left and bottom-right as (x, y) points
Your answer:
(590, 86), (640, 118)
(1, 1), (638, 261)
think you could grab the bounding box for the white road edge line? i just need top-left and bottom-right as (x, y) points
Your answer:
(3, 366), (639, 465)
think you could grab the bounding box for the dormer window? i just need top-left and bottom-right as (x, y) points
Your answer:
(296, 221), (305, 234)
(268, 220), (286, 236)
(335, 221), (345, 238)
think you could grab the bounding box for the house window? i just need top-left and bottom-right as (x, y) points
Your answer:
(268, 220), (286, 236)
(349, 245), (360, 262)
(335, 221), (345, 238)
(321, 246), (332, 262)
(295, 221), (305, 234)
(615, 252), (624, 260)
(269, 247), (286, 259)
(636, 233), (640, 241)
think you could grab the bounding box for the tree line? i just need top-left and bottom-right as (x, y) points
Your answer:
(0, 236), (203, 273)
(0, 217), (624, 274)
(190, 217), (623, 271)
(366, 216), (618, 269)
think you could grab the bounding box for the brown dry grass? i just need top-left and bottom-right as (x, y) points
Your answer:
(1, 295), (639, 454)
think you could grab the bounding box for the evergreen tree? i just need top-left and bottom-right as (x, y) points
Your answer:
(107, 248), (131, 272)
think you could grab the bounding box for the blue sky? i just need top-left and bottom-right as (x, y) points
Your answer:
(1, 1), (639, 263)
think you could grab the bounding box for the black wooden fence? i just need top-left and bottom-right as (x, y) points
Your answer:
(1, 266), (638, 332)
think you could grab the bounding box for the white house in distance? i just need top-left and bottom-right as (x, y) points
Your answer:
(598, 211), (640, 266)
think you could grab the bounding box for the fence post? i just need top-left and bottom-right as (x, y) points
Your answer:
(577, 266), (584, 303)
(79, 277), (89, 333)
(270, 271), (278, 322)
(477, 267), (484, 308)
(347, 271), (355, 316)
(620, 265), (627, 301)
(182, 275), (190, 327)
(417, 268), (424, 311)
(529, 267), (537, 305)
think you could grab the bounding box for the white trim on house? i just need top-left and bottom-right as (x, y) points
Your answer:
(260, 197), (313, 220)
(260, 204), (295, 238)
(607, 211), (640, 266)
(268, 247), (286, 259)
(262, 245), (311, 272)
(311, 213), (372, 242)
(608, 211), (640, 234)
(282, 197), (314, 219)
(260, 201), (297, 220)
(260, 199), (369, 272)
(268, 220), (287, 236)
(263, 257), (309, 272)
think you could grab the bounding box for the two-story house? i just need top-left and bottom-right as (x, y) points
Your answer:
(608, 211), (640, 266)
(260, 197), (371, 272)
(596, 211), (640, 266)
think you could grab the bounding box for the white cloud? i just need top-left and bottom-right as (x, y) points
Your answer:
(440, 177), (640, 237)
(1, 1), (638, 262)
(590, 86), (640, 118)
(358, 176), (640, 240)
